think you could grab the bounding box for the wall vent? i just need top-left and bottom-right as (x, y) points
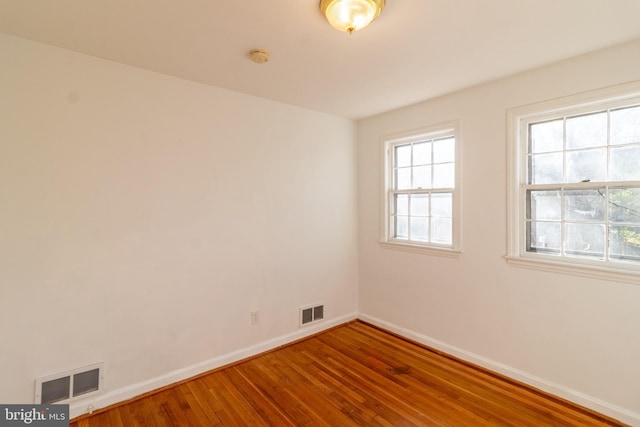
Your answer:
(35, 363), (104, 404)
(300, 303), (324, 327)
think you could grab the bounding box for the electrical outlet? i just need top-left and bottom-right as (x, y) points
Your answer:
(251, 310), (259, 325)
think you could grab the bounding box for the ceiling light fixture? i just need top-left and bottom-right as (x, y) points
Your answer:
(320, 0), (385, 34)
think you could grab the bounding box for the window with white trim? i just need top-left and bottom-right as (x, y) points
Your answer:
(507, 83), (640, 282)
(382, 123), (461, 255)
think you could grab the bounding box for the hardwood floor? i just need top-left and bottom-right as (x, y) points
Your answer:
(71, 321), (625, 426)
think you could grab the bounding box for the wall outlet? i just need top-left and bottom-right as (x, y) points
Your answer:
(251, 310), (259, 325)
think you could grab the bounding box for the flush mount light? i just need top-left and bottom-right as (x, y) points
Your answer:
(320, 0), (385, 34)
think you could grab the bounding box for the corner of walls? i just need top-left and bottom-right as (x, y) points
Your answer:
(1, 34), (360, 409)
(355, 38), (640, 423)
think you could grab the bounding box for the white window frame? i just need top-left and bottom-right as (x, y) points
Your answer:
(380, 121), (462, 257)
(506, 81), (640, 285)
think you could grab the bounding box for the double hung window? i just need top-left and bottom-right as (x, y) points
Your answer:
(508, 84), (640, 282)
(382, 123), (461, 255)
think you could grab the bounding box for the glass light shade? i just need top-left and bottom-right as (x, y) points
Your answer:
(320, 0), (385, 33)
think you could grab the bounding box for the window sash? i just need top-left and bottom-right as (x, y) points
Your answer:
(526, 104), (640, 186)
(523, 182), (640, 264)
(388, 188), (454, 246)
(392, 137), (456, 191)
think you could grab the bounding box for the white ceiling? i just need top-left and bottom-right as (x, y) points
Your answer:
(2, 0), (640, 119)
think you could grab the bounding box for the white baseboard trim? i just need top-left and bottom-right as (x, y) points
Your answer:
(358, 313), (640, 426)
(69, 312), (358, 419)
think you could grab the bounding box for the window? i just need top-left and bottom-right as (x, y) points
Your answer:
(507, 83), (640, 283)
(381, 122), (461, 256)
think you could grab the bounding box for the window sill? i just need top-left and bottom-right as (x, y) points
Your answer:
(505, 255), (640, 285)
(379, 241), (462, 259)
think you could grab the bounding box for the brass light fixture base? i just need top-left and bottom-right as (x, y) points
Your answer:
(320, 0), (385, 34)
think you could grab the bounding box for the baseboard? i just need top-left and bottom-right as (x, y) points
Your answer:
(69, 312), (358, 419)
(358, 313), (640, 426)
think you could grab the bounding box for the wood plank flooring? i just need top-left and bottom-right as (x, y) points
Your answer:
(71, 321), (625, 426)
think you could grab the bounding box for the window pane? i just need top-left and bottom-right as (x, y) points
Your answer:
(564, 189), (606, 222)
(413, 165), (431, 189)
(566, 148), (606, 183)
(528, 221), (561, 253)
(566, 112), (607, 149)
(396, 167), (411, 190)
(564, 223), (605, 259)
(410, 194), (429, 216)
(433, 137), (455, 163)
(530, 152), (563, 184)
(395, 145), (411, 167)
(431, 218), (452, 244)
(395, 216), (408, 239)
(609, 187), (640, 223)
(431, 193), (452, 217)
(530, 120), (563, 153)
(611, 105), (640, 145)
(410, 217), (429, 241)
(433, 163), (454, 188)
(610, 225), (640, 261)
(395, 194), (408, 215)
(413, 142), (431, 165)
(610, 145), (640, 181)
(527, 190), (561, 220)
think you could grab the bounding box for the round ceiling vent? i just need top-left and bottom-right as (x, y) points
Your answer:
(249, 49), (270, 64)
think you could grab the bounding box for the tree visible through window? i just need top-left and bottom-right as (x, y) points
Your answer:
(522, 102), (640, 266)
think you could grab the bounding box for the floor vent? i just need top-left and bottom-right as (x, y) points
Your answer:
(300, 303), (324, 327)
(35, 363), (104, 404)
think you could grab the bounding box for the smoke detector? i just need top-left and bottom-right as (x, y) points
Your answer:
(249, 49), (270, 64)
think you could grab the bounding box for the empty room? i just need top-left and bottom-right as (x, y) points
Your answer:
(1, 0), (640, 425)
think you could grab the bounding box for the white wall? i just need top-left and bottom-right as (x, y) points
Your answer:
(3, 28), (639, 423)
(0, 34), (358, 413)
(358, 39), (640, 424)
